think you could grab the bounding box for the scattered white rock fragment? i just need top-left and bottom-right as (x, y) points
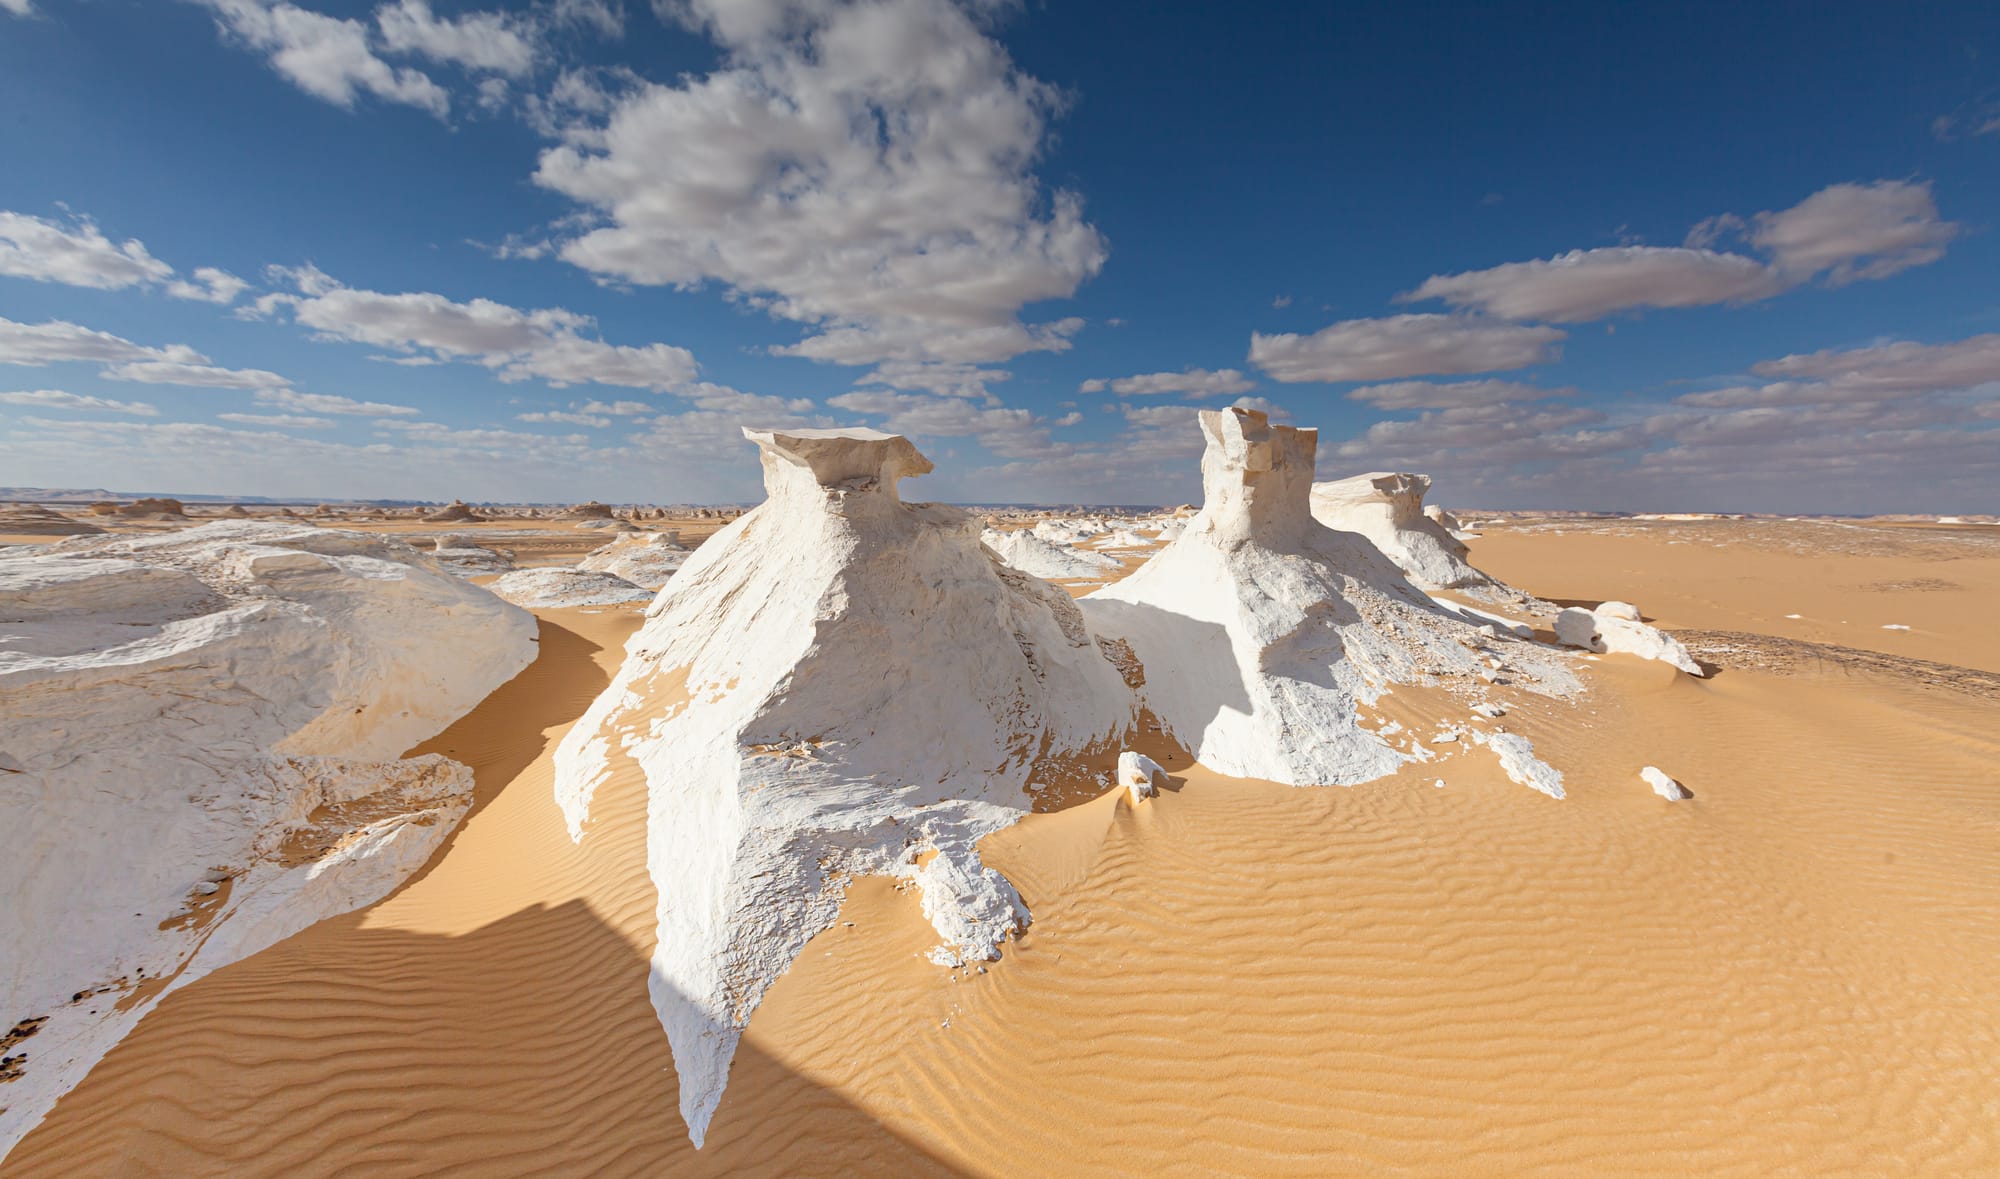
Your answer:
(575, 532), (689, 590)
(1472, 702), (1506, 718)
(1467, 729), (1566, 800)
(1641, 766), (1688, 801)
(1785, 613), (1803, 620)
(1554, 604), (1704, 676)
(1596, 600), (1642, 621)
(551, 426), (1131, 1147)
(0, 521), (535, 1157)
(1117, 751), (1167, 802)
(1882, 624), (1910, 631)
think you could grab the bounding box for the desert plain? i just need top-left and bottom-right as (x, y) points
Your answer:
(2, 417), (1998, 1178)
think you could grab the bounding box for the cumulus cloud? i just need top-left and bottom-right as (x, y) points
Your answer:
(517, 408), (612, 427)
(1400, 180), (1956, 323)
(166, 266), (254, 304)
(0, 389), (158, 415)
(828, 387), (1055, 459)
(196, 0), (452, 117)
(0, 315), (285, 390)
(1078, 368), (1255, 397)
(0, 210), (173, 290)
(1250, 314), (1565, 383)
(374, 0), (536, 76)
(2, 0), (36, 17)
(1345, 378), (1571, 409)
(255, 266), (701, 391)
(533, 0), (1106, 366)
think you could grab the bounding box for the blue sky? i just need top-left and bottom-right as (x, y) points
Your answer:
(1, 0), (1996, 511)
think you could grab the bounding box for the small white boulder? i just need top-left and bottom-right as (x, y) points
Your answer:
(1554, 604), (1703, 677)
(1640, 766), (1687, 801)
(1117, 750), (1167, 802)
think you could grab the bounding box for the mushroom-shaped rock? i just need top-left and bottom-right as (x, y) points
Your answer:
(564, 500), (615, 519)
(1118, 751), (1167, 802)
(1308, 472), (1483, 588)
(1555, 604), (1703, 676)
(551, 426), (1132, 1146)
(422, 499), (484, 523)
(1641, 766), (1688, 801)
(1081, 408), (1576, 788)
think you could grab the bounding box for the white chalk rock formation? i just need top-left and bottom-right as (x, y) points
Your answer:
(1554, 604), (1703, 676)
(1118, 751), (1167, 802)
(1640, 766), (1687, 801)
(1095, 528), (1153, 550)
(981, 527), (1122, 580)
(1309, 471), (1483, 589)
(1081, 408), (1575, 788)
(485, 567), (652, 608)
(430, 535), (514, 576)
(575, 533), (690, 590)
(0, 522), (536, 1159)
(551, 427), (1131, 1146)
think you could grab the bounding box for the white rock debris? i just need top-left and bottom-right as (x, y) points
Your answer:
(1309, 471), (1486, 589)
(429, 535), (514, 576)
(485, 567), (653, 608)
(1554, 603), (1704, 676)
(1082, 408), (1576, 788)
(1467, 728), (1567, 800)
(1641, 766), (1688, 801)
(574, 532), (690, 590)
(1118, 751), (1168, 802)
(0, 522), (536, 1159)
(551, 427), (1131, 1147)
(981, 527), (1122, 580)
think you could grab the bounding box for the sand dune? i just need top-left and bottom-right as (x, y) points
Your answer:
(8, 509), (1999, 1175)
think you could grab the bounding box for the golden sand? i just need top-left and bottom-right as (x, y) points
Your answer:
(7, 520), (2000, 1175)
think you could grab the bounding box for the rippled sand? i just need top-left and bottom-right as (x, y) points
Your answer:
(8, 520), (1999, 1176)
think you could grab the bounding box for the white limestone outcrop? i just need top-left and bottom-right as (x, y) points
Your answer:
(551, 427), (1132, 1146)
(1554, 603), (1703, 676)
(574, 532), (690, 590)
(0, 522), (536, 1159)
(981, 527), (1122, 580)
(1309, 471), (1484, 589)
(486, 567), (653, 608)
(1081, 408), (1575, 788)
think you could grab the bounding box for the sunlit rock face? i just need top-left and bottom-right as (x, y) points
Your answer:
(1309, 471), (1484, 589)
(551, 427), (1132, 1146)
(1081, 408), (1576, 788)
(0, 522), (537, 1159)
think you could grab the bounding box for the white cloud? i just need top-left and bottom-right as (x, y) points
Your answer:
(828, 387), (1055, 459)
(165, 266), (253, 305)
(1680, 333), (2000, 408)
(517, 409), (612, 427)
(575, 398), (657, 416)
(1400, 180), (1956, 323)
(2, 0), (36, 17)
(375, 0), (535, 76)
(196, 0), (451, 117)
(1053, 411), (1082, 427)
(1078, 368), (1255, 398)
(258, 267), (701, 391)
(1250, 314), (1565, 383)
(533, 0), (1105, 366)
(0, 211), (173, 290)
(1402, 246), (1780, 323)
(1750, 180), (1958, 286)
(254, 388), (420, 415)
(216, 412), (335, 428)
(0, 389), (158, 415)
(102, 359), (291, 389)
(0, 316), (159, 366)
(859, 360), (1010, 399)
(1345, 378), (1571, 409)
